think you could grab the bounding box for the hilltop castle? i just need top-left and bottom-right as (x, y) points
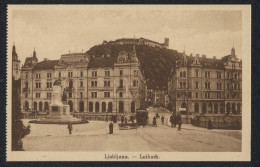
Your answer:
(102, 37), (169, 49)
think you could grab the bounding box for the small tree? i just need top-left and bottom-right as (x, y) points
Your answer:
(12, 78), (30, 151)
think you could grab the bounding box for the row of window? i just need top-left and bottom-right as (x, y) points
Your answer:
(179, 71), (223, 78)
(33, 91), (125, 99)
(176, 92), (240, 99)
(32, 69), (139, 79)
(179, 71), (241, 79)
(179, 82), (240, 90)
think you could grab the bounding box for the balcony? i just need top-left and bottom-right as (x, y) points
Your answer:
(117, 86), (126, 92)
(23, 87), (30, 93)
(129, 86), (139, 91)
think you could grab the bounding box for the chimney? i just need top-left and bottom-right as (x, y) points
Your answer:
(196, 54), (200, 58)
(202, 54), (206, 58)
(213, 56), (216, 60)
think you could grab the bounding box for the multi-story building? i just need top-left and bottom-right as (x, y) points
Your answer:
(12, 45), (21, 80)
(168, 47), (242, 115)
(20, 45), (146, 114)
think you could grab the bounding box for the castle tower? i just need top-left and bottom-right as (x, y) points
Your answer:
(231, 46), (236, 56)
(130, 36), (139, 63)
(164, 38), (169, 49)
(182, 49), (187, 66)
(12, 44), (21, 80)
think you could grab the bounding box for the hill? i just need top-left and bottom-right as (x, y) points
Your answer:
(87, 43), (182, 89)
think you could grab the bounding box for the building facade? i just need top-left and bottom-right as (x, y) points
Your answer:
(20, 45), (146, 114)
(168, 47), (242, 115)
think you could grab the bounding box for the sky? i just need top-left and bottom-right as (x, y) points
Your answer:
(9, 6), (242, 64)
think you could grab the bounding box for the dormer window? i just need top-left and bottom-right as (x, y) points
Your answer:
(120, 59), (124, 63)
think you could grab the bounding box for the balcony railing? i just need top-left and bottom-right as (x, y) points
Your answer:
(23, 87), (30, 93)
(117, 86), (126, 92)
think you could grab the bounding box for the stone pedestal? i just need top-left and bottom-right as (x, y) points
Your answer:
(30, 85), (88, 124)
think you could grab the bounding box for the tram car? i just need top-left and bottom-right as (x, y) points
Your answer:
(136, 109), (148, 126)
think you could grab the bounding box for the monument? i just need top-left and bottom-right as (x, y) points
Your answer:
(29, 82), (88, 124)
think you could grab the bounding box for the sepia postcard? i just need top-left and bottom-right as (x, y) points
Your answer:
(6, 5), (251, 161)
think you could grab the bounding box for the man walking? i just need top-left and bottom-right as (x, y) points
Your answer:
(170, 114), (174, 127)
(161, 115), (164, 124)
(176, 113), (182, 131)
(68, 121), (72, 134)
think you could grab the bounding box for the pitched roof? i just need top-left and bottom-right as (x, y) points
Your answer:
(184, 56), (224, 69)
(33, 60), (59, 70)
(88, 56), (117, 68)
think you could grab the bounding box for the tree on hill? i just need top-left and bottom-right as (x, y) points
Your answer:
(12, 77), (30, 151)
(87, 44), (182, 88)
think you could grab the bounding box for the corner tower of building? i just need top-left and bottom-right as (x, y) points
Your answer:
(12, 44), (21, 80)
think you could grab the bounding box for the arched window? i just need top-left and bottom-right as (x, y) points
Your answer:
(44, 102), (49, 111)
(183, 71), (186, 77)
(108, 102), (112, 113)
(194, 103), (199, 113)
(208, 103), (212, 113)
(226, 103), (230, 114)
(181, 102), (187, 108)
(202, 103), (206, 114)
(94, 81), (97, 87)
(102, 102), (106, 113)
(34, 102), (37, 111)
(39, 102), (43, 111)
(232, 103), (236, 114)
(25, 101), (29, 111)
(79, 101), (84, 112)
(68, 101), (73, 112)
(119, 101), (124, 113)
(89, 102), (93, 112)
(220, 103), (224, 113)
(237, 103), (241, 114)
(95, 102), (99, 112)
(214, 103), (218, 113)
(91, 81), (94, 87)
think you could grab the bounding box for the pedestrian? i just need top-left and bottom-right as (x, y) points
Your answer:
(109, 122), (113, 134)
(170, 114), (174, 127)
(111, 114), (114, 122)
(173, 113), (177, 128)
(153, 116), (157, 126)
(121, 115), (124, 124)
(68, 121), (72, 134)
(125, 116), (128, 124)
(176, 113), (182, 131)
(161, 115), (164, 124)
(208, 119), (212, 130)
(130, 114), (135, 124)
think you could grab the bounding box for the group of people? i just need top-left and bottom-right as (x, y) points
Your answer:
(120, 114), (135, 124)
(170, 113), (182, 131)
(152, 113), (165, 126)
